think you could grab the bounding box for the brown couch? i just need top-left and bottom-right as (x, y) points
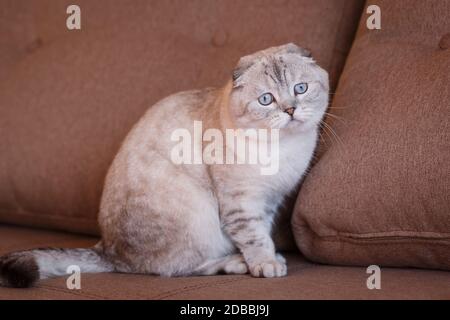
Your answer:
(0, 0), (449, 299)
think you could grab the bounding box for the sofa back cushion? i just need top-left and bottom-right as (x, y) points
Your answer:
(0, 0), (364, 234)
(292, 0), (450, 270)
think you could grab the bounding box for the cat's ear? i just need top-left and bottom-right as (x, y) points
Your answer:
(282, 43), (312, 58)
(232, 43), (312, 87)
(232, 55), (255, 87)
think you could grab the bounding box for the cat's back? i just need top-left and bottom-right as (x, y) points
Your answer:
(121, 87), (219, 151)
(142, 87), (218, 127)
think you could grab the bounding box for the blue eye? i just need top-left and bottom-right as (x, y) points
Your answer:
(258, 93), (274, 106)
(294, 83), (308, 95)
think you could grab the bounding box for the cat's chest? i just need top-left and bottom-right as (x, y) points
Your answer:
(265, 132), (317, 192)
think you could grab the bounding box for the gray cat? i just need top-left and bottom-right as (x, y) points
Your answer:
(0, 43), (329, 287)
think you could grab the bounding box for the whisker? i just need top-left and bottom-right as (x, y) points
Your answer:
(318, 130), (328, 147)
(324, 112), (345, 120)
(320, 120), (345, 153)
(323, 121), (344, 147)
(318, 122), (335, 148)
(324, 112), (349, 126)
(327, 106), (349, 110)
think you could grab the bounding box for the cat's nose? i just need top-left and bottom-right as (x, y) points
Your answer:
(284, 106), (296, 116)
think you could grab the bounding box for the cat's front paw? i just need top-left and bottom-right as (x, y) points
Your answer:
(249, 259), (287, 278)
(275, 253), (286, 265)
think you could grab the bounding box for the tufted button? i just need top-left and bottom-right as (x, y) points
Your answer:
(211, 29), (228, 47)
(439, 33), (450, 50)
(26, 37), (43, 53)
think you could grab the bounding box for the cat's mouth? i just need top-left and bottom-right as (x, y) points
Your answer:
(293, 117), (306, 123)
(290, 115), (306, 124)
(280, 117), (302, 129)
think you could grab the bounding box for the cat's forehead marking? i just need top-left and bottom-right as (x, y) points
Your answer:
(283, 68), (288, 85)
(263, 61), (278, 85)
(266, 71), (278, 85)
(262, 57), (289, 87)
(271, 59), (284, 84)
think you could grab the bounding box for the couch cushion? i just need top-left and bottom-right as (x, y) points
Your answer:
(0, 0), (364, 234)
(292, 0), (450, 270)
(1, 224), (449, 299)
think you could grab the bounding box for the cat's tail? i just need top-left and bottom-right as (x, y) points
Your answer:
(0, 244), (115, 288)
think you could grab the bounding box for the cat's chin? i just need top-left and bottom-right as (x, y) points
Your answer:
(282, 118), (319, 133)
(268, 117), (301, 130)
(284, 118), (304, 128)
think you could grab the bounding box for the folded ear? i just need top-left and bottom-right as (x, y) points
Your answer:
(232, 55), (255, 86)
(282, 43), (312, 58)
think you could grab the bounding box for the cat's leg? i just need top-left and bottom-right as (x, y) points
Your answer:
(193, 254), (248, 275)
(220, 200), (287, 278)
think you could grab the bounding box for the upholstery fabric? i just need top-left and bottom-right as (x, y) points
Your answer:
(1, 224), (449, 299)
(292, 0), (450, 270)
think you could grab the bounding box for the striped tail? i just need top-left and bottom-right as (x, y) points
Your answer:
(0, 245), (114, 288)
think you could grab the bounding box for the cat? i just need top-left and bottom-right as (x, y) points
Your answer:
(0, 43), (329, 287)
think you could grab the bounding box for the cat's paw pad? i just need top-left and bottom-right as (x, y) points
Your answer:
(249, 260), (287, 278)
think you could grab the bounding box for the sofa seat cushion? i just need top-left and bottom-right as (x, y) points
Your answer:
(1, 224), (450, 299)
(292, 0), (450, 270)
